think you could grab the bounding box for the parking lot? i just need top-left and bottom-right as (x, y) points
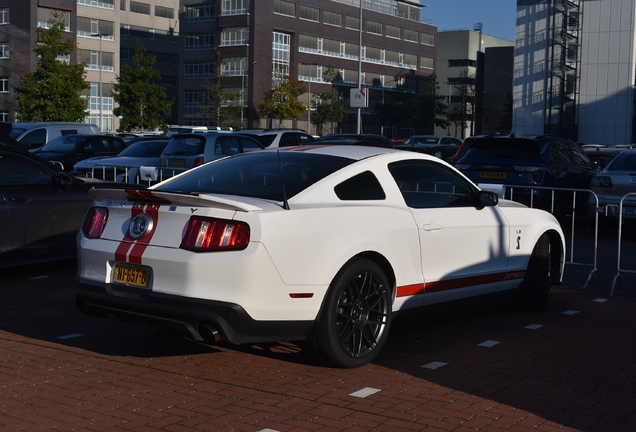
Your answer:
(1, 242), (635, 432)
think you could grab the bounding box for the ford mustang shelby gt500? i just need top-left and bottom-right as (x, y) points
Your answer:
(76, 145), (565, 368)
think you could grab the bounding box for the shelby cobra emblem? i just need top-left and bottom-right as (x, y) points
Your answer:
(129, 214), (153, 239)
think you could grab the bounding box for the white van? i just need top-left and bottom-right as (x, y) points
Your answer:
(10, 122), (100, 151)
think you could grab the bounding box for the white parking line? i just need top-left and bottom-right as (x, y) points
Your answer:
(478, 340), (501, 347)
(594, 298), (608, 303)
(525, 324), (543, 330)
(349, 387), (381, 398)
(562, 310), (579, 315)
(421, 361), (447, 369)
(29, 276), (49, 280)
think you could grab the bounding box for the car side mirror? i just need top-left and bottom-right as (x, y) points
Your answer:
(476, 190), (498, 207)
(55, 171), (74, 191)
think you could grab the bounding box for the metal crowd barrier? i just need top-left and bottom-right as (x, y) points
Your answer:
(502, 185), (602, 290)
(610, 192), (636, 297)
(88, 165), (187, 185)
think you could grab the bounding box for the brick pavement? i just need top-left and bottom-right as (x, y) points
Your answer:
(1, 260), (635, 431)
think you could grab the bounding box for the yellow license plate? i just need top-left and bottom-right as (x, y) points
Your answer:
(169, 159), (185, 167)
(479, 171), (506, 179)
(113, 264), (150, 288)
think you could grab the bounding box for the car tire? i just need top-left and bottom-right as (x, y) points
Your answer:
(518, 233), (551, 312)
(306, 258), (392, 368)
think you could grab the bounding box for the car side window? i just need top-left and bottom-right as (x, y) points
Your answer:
(298, 133), (316, 145)
(238, 137), (262, 152)
(19, 129), (47, 150)
(217, 136), (240, 155)
(0, 152), (53, 186)
(110, 138), (126, 153)
(570, 144), (592, 167)
(389, 160), (475, 208)
(335, 171), (386, 200)
(279, 133), (298, 147)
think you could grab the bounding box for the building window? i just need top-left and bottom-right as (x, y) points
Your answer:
(0, 8), (9, 24)
(185, 33), (215, 50)
(77, 0), (115, 10)
(37, 8), (71, 30)
(0, 111), (9, 122)
(155, 6), (174, 19)
(272, 32), (290, 87)
(273, 0), (294, 17)
(0, 76), (9, 92)
(221, 57), (247, 76)
(448, 59), (476, 67)
(186, 4), (215, 21)
(404, 29), (418, 42)
(385, 50), (399, 66)
(185, 62), (214, 79)
(299, 5), (318, 22)
(421, 33), (434, 45)
(222, 0), (249, 16)
(322, 38), (340, 56)
(129, 1), (150, 15)
(123, 24), (130, 36)
(421, 56), (434, 69)
(120, 0), (126, 11)
(366, 20), (382, 35)
(403, 53), (417, 68)
(77, 17), (114, 38)
(0, 42), (8, 59)
(323, 11), (342, 27)
(386, 25), (400, 39)
(184, 90), (206, 115)
(79, 49), (114, 71)
(345, 15), (359, 30)
(221, 27), (249, 46)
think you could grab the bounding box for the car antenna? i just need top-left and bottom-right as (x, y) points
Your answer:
(277, 149), (290, 210)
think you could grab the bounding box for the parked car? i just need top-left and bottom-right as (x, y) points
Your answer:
(237, 129), (317, 148)
(403, 135), (463, 146)
(162, 125), (209, 138)
(71, 139), (171, 183)
(455, 134), (599, 216)
(395, 143), (462, 164)
(32, 134), (127, 171)
(9, 122), (100, 151)
(320, 133), (395, 148)
(159, 133), (264, 172)
(0, 145), (106, 267)
(587, 149), (636, 227)
(76, 145), (565, 368)
(583, 147), (624, 169)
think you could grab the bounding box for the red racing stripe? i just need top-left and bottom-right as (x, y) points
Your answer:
(114, 202), (145, 262)
(128, 203), (160, 264)
(396, 270), (527, 297)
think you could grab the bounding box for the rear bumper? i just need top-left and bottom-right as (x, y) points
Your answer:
(76, 279), (314, 344)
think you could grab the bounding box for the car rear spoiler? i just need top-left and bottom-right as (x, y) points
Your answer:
(88, 188), (262, 213)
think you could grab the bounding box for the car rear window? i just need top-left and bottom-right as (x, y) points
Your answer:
(163, 136), (206, 156)
(465, 139), (541, 159)
(156, 151), (353, 201)
(607, 152), (636, 171)
(241, 134), (276, 148)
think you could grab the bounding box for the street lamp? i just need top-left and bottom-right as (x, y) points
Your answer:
(357, 0), (363, 134)
(90, 33), (110, 132)
(301, 62), (318, 135)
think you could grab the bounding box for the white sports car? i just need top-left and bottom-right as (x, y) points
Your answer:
(76, 145), (565, 368)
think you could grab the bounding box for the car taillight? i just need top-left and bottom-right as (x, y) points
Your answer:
(193, 156), (204, 167)
(532, 168), (544, 183)
(180, 216), (250, 252)
(591, 176), (613, 187)
(82, 207), (109, 239)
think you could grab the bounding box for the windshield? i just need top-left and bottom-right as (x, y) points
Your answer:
(119, 141), (169, 157)
(10, 127), (28, 139)
(38, 135), (86, 153)
(464, 139), (541, 159)
(155, 151), (353, 201)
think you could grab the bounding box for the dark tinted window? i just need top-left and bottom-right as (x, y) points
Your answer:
(156, 151), (353, 201)
(465, 139), (541, 159)
(335, 171), (385, 200)
(569, 144), (592, 167)
(238, 136), (263, 152)
(0, 151), (53, 186)
(119, 140), (169, 157)
(548, 142), (574, 163)
(389, 160), (475, 208)
(163, 135), (206, 156)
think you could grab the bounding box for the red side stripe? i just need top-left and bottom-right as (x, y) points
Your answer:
(396, 271), (527, 298)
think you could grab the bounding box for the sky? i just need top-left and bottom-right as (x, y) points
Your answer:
(420, 0), (517, 42)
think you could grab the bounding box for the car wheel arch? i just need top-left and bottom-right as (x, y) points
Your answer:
(330, 251), (397, 302)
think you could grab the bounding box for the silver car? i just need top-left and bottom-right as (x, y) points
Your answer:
(587, 149), (636, 227)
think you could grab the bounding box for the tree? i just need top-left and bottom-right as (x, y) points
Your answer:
(310, 66), (350, 136)
(15, 13), (89, 122)
(199, 50), (243, 129)
(257, 75), (306, 129)
(414, 74), (450, 133)
(112, 42), (173, 132)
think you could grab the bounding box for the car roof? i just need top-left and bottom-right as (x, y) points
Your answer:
(270, 144), (411, 161)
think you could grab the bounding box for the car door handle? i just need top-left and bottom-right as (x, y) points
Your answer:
(9, 196), (31, 204)
(423, 222), (443, 231)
